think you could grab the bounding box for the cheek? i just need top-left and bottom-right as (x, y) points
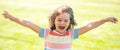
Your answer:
(67, 22), (70, 25)
(66, 21), (70, 27)
(54, 19), (58, 26)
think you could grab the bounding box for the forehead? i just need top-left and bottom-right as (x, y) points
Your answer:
(56, 13), (70, 19)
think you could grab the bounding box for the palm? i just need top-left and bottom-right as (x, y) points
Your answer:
(2, 11), (12, 19)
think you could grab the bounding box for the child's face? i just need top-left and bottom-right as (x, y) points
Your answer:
(55, 13), (70, 33)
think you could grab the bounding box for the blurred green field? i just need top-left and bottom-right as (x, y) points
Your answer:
(0, 0), (120, 50)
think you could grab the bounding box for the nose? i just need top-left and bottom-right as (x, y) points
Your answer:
(60, 21), (66, 24)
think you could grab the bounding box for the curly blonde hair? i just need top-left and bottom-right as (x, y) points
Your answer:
(49, 5), (77, 30)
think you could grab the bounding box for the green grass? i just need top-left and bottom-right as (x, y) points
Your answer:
(0, 0), (120, 50)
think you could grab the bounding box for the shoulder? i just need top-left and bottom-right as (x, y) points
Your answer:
(39, 28), (52, 34)
(68, 28), (79, 32)
(39, 28), (51, 38)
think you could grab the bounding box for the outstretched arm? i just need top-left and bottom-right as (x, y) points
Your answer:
(78, 17), (118, 36)
(2, 11), (40, 34)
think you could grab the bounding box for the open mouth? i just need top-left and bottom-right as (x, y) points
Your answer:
(59, 26), (65, 30)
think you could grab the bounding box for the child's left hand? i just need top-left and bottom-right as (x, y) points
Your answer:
(105, 17), (118, 24)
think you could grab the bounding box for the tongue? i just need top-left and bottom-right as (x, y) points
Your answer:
(59, 26), (65, 30)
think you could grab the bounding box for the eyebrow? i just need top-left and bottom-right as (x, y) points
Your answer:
(57, 17), (69, 20)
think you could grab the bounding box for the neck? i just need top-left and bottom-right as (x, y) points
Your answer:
(55, 30), (66, 34)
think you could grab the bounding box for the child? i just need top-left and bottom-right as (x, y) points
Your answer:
(2, 5), (118, 50)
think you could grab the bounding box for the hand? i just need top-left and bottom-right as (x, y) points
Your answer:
(105, 17), (118, 23)
(2, 11), (13, 19)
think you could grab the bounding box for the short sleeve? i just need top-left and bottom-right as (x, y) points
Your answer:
(73, 28), (79, 39)
(39, 28), (46, 38)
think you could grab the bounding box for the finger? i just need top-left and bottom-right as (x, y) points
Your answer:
(111, 21), (116, 24)
(3, 11), (9, 15)
(3, 11), (7, 13)
(2, 11), (8, 16)
(2, 11), (6, 15)
(2, 13), (5, 15)
(113, 18), (118, 23)
(114, 19), (118, 21)
(110, 17), (118, 22)
(112, 19), (118, 23)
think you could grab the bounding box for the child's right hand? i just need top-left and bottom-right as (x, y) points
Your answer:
(2, 11), (13, 19)
(2, 11), (40, 33)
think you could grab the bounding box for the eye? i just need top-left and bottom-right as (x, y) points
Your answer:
(64, 20), (68, 22)
(58, 19), (62, 22)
